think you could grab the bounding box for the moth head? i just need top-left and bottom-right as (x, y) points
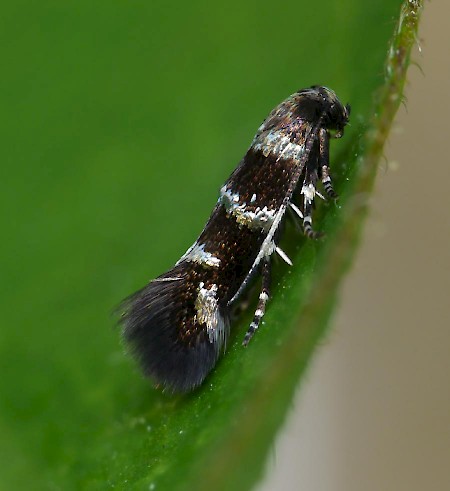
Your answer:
(295, 86), (350, 138)
(316, 86), (350, 138)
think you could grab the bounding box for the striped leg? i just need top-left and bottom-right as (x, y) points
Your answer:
(301, 179), (323, 239)
(302, 193), (319, 238)
(319, 127), (338, 199)
(242, 259), (271, 346)
(321, 166), (337, 199)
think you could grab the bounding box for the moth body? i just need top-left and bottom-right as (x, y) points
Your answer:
(120, 86), (350, 392)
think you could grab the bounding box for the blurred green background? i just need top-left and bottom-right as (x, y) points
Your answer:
(1, 1), (402, 489)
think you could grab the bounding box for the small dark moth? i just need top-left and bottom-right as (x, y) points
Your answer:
(119, 86), (350, 392)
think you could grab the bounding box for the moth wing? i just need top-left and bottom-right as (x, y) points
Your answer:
(119, 262), (229, 392)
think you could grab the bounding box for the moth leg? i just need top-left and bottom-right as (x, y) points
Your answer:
(243, 258), (271, 346)
(289, 201), (303, 220)
(302, 194), (320, 239)
(319, 127), (338, 199)
(301, 174), (323, 239)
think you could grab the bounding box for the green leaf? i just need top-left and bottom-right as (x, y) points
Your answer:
(0, 1), (422, 490)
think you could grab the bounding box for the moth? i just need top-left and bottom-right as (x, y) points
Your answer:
(119, 86), (350, 392)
